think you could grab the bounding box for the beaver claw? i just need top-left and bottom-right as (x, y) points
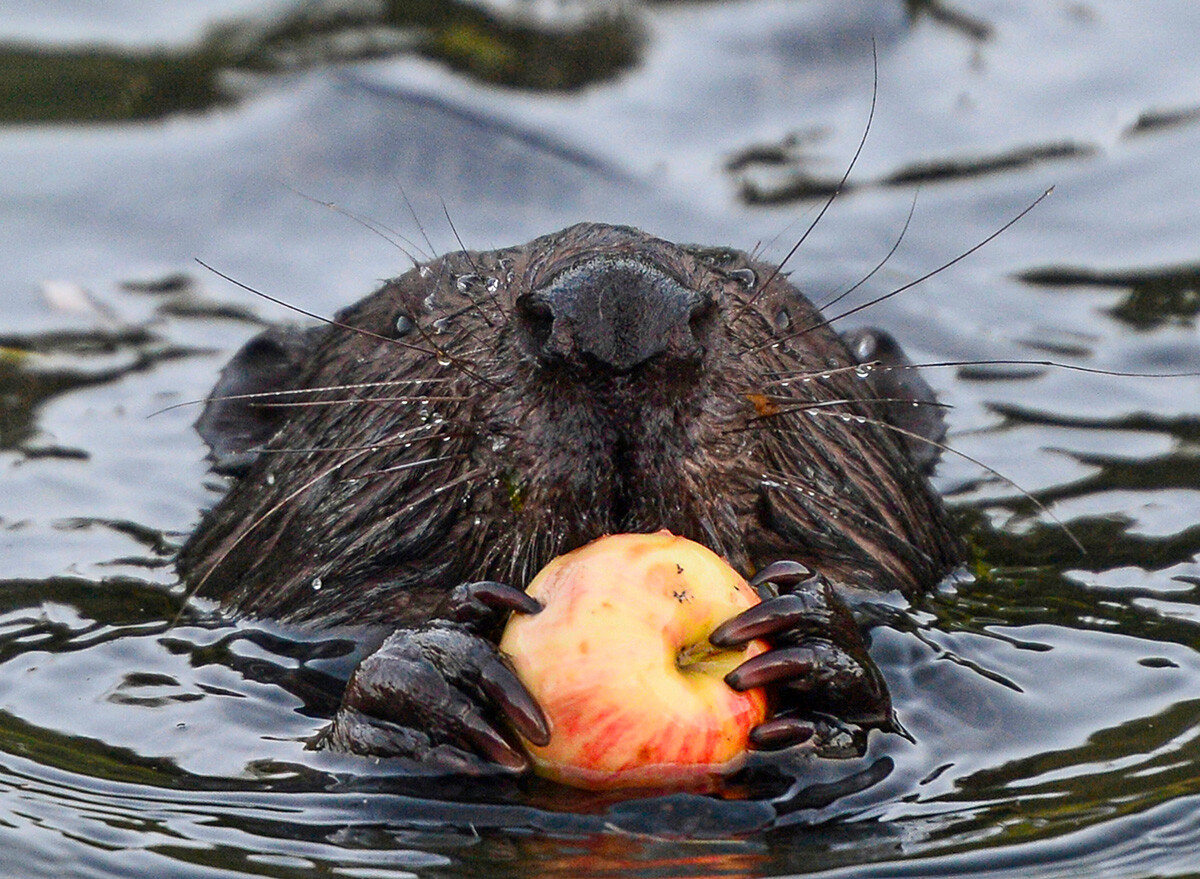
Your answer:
(711, 564), (893, 752)
(439, 580), (542, 634)
(315, 595), (549, 769)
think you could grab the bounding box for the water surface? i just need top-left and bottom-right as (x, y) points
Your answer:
(1, 2), (1198, 877)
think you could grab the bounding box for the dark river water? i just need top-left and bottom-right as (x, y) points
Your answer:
(2, 2), (1199, 877)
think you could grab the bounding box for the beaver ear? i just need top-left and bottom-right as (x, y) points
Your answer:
(841, 328), (947, 473)
(195, 326), (316, 475)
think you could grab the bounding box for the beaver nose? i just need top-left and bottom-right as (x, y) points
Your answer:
(517, 256), (714, 372)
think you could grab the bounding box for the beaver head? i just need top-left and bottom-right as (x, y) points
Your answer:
(179, 222), (962, 626)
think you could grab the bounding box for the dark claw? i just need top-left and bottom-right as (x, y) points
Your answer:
(710, 592), (830, 647)
(748, 717), (816, 751)
(441, 580), (541, 631)
(478, 655), (551, 746)
(717, 560), (899, 750)
(725, 646), (816, 691)
(749, 560), (812, 591)
(457, 709), (530, 771)
(463, 581), (542, 616)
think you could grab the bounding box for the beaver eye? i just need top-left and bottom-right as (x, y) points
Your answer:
(394, 314), (416, 337)
(772, 307), (791, 331)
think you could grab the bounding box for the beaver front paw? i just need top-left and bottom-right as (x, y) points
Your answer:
(710, 561), (894, 756)
(314, 582), (549, 771)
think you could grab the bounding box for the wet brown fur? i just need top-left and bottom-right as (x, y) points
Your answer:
(179, 222), (963, 626)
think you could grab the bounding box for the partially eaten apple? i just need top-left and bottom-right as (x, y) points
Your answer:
(498, 531), (769, 791)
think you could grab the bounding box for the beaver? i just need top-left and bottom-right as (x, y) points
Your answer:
(178, 222), (964, 771)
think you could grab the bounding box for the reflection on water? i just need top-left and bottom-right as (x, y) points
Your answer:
(1021, 262), (1200, 329)
(1, 1), (1199, 877)
(0, 0), (640, 123)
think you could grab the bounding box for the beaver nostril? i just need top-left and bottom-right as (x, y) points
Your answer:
(688, 295), (717, 337)
(516, 294), (555, 352)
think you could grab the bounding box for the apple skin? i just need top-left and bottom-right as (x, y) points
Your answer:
(498, 531), (769, 791)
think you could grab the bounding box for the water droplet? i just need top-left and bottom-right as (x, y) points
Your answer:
(265, 472), (276, 486)
(770, 343), (780, 350)
(455, 273), (480, 293)
(395, 315), (415, 337)
(436, 353), (452, 366)
(485, 277), (499, 293)
(855, 364), (873, 378)
(311, 577), (323, 591)
(432, 317), (451, 334)
(491, 435), (510, 452)
(779, 381), (790, 389)
(419, 265), (432, 278)
(730, 267), (757, 289)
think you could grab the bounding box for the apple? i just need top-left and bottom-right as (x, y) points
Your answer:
(498, 530), (769, 791)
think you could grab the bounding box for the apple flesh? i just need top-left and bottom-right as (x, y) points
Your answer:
(498, 531), (769, 791)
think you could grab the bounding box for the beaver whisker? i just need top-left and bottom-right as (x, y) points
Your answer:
(802, 407), (1085, 555)
(254, 394), (471, 410)
(419, 254), (507, 331)
(147, 379), (459, 418)
(435, 205), (517, 326)
(730, 43), (879, 326)
(385, 466), (486, 525)
(757, 466), (935, 573)
(815, 190), (918, 314)
(725, 306), (785, 358)
(441, 203), (478, 273)
(196, 258), (499, 390)
(727, 396), (951, 433)
(196, 259), (433, 357)
(753, 355), (1200, 392)
(349, 453), (467, 482)
(435, 292), (501, 331)
(746, 187), (1055, 356)
(251, 428), (458, 456)
(396, 183), (442, 265)
(417, 332), (494, 365)
(179, 443), (376, 605)
(867, 358), (1200, 380)
(758, 362), (884, 387)
(281, 182), (427, 267)
(815, 187), (1054, 331)
(390, 302), (503, 391)
(770, 395), (950, 413)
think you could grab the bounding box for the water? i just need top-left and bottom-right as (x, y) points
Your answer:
(1, 2), (1198, 877)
